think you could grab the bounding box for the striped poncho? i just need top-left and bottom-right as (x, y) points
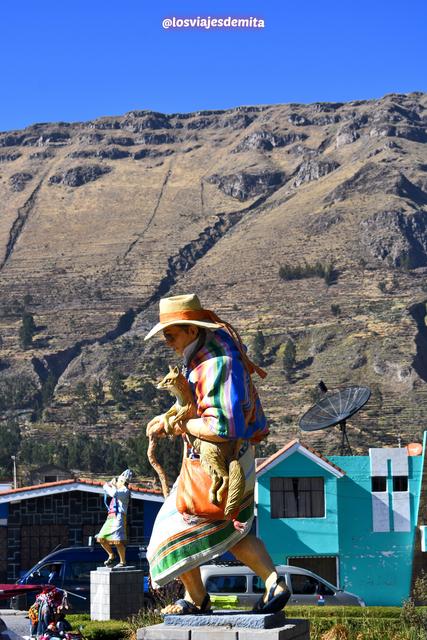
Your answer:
(187, 329), (268, 441)
(147, 329), (268, 587)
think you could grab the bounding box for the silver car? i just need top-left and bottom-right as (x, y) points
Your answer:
(200, 564), (365, 607)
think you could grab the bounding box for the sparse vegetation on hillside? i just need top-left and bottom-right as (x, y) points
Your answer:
(279, 260), (335, 285)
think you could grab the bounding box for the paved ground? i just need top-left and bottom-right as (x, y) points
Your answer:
(0, 610), (30, 640)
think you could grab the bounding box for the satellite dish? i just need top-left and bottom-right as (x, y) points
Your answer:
(299, 385), (371, 455)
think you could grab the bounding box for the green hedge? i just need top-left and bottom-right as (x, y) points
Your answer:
(282, 606), (427, 640)
(67, 606), (427, 640)
(67, 611), (163, 640)
(289, 605), (404, 619)
(67, 615), (128, 640)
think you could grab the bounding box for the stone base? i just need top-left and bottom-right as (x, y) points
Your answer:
(101, 564), (137, 571)
(164, 611), (286, 629)
(137, 618), (309, 640)
(90, 567), (145, 620)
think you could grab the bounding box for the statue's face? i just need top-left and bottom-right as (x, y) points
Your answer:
(162, 325), (199, 356)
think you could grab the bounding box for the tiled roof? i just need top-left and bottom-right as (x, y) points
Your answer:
(256, 439), (346, 476)
(256, 439), (299, 474)
(0, 477), (163, 497)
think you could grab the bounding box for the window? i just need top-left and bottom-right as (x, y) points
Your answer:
(393, 476), (408, 492)
(63, 561), (100, 583)
(371, 476), (387, 492)
(253, 574), (286, 594)
(270, 477), (324, 518)
(205, 575), (247, 593)
(288, 556), (337, 586)
(44, 475), (58, 483)
(252, 575), (266, 594)
(290, 574), (334, 596)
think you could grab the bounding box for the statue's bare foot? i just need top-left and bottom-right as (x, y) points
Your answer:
(161, 594), (212, 615)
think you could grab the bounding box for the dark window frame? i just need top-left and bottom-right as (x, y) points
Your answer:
(393, 476), (408, 492)
(371, 476), (387, 492)
(44, 475), (58, 483)
(270, 476), (325, 519)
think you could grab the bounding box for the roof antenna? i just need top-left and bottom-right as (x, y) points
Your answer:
(318, 380), (328, 394)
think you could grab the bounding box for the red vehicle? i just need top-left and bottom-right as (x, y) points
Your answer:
(0, 583), (47, 599)
(0, 585), (47, 636)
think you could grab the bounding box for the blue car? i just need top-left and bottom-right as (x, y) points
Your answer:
(12, 544), (151, 612)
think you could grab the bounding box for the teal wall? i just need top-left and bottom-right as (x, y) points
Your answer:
(257, 452), (340, 560)
(257, 449), (423, 606)
(329, 454), (422, 606)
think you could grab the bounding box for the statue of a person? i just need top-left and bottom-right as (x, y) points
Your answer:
(96, 468), (132, 567)
(145, 294), (290, 614)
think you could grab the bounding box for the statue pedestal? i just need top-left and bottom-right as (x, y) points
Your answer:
(90, 566), (145, 620)
(137, 613), (310, 639)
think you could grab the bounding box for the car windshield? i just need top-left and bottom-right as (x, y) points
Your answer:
(27, 563), (63, 584)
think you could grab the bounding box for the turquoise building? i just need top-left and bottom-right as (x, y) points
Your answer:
(255, 438), (425, 606)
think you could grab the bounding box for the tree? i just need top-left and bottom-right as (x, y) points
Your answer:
(83, 401), (99, 425)
(0, 375), (38, 411)
(75, 382), (89, 405)
(0, 419), (21, 471)
(68, 437), (83, 469)
(280, 339), (296, 378)
(251, 329), (266, 366)
(74, 381), (103, 424)
(73, 381), (100, 425)
(19, 312), (36, 349)
(41, 373), (56, 406)
(92, 378), (105, 405)
(138, 381), (156, 404)
(109, 368), (127, 408)
(125, 434), (151, 476)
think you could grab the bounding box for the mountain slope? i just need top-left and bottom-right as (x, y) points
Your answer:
(1, 92), (427, 459)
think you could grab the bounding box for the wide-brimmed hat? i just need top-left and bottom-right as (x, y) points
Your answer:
(144, 294), (222, 341)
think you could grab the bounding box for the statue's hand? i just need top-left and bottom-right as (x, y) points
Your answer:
(168, 416), (186, 437)
(146, 414), (167, 438)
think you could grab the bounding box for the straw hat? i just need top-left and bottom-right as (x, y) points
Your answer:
(144, 294), (221, 340)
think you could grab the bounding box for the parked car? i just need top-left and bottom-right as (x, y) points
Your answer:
(200, 563), (365, 607)
(11, 545), (152, 612)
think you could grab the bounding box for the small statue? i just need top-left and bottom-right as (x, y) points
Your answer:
(156, 366), (245, 516)
(96, 469), (132, 567)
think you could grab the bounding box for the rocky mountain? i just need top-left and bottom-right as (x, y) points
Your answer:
(1, 92), (427, 467)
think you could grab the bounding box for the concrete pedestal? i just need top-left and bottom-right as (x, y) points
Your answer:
(90, 566), (145, 620)
(137, 615), (309, 640)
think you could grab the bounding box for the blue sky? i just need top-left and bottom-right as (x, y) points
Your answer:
(0, 0), (426, 132)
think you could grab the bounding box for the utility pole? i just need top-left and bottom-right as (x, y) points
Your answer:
(11, 455), (17, 489)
